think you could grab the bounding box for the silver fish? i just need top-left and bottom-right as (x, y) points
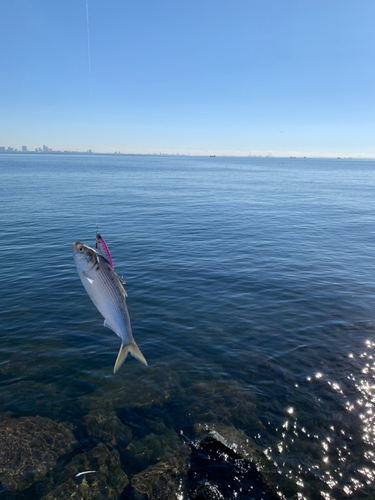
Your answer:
(72, 241), (147, 373)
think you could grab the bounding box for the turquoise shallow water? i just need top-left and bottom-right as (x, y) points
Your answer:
(1, 154), (375, 499)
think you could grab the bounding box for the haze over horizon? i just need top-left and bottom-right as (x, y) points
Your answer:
(1, 1), (374, 158)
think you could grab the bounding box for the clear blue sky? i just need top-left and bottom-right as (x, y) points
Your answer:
(1, 0), (374, 156)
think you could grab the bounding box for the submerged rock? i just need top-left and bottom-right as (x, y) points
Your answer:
(126, 418), (181, 469)
(183, 380), (264, 432)
(41, 443), (129, 500)
(0, 414), (77, 492)
(0, 380), (76, 420)
(190, 481), (224, 500)
(192, 424), (296, 500)
(77, 364), (181, 412)
(84, 409), (132, 446)
(194, 423), (262, 462)
(131, 444), (190, 500)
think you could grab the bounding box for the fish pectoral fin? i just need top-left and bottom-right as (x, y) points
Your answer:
(103, 319), (119, 336)
(113, 341), (148, 373)
(82, 271), (94, 284)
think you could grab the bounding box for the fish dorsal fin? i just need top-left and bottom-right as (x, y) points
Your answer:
(120, 279), (128, 297)
(115, 274), (127, 297)
(104, 319), (121, 338)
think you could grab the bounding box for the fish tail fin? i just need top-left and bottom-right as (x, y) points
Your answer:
(129, 340), (148, 366)
(113, 340), (148, 373)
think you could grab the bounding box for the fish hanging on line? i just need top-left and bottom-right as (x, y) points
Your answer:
(72, 240), (147, 373)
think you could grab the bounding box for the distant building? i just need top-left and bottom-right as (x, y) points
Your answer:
(22, 146), (27, 152)
(43, 145), (48, 152)
(7, 147), (14, 152)
(0, 147), (5, 152)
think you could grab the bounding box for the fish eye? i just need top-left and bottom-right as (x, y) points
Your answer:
(79, 247), (84, 252)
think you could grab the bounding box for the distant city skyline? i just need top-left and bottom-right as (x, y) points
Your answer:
(1, 1), (375, 158)
(1, 142), (374, 159)
(0, 144), (94, 154)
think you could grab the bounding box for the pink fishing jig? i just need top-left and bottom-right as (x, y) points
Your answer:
(96, 233), (114, 269)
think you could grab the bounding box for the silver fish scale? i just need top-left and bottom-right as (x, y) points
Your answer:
(95, 256), (132, 343)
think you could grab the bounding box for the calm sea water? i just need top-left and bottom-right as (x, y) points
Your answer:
(1, 154), (375, 499)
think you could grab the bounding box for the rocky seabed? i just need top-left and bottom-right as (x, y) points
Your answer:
(0, 371), (296, 500)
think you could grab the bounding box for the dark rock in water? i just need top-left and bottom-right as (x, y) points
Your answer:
(190, 481), (224, 500)
(198, 429), (241, 457)
(194, 423), (262, 462)
(191, 424), (293, 500)
(41, 443), (129, 500)
(131, 444), (190, 500)
(0, 414), (77, 492)
(84, 409), (132, 446)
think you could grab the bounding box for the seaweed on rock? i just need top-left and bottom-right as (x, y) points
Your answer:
(84, 409), (133, 446)
(0, 415), (77, 492)
(41, 443), (129, 500)
(125, 419), (181, 472)
(131, 444), (190, 500)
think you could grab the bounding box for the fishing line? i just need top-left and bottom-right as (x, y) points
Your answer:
(95, 205), (98, 238)
(85, 0), (94, 150)
(85, 0), (92, 99)
(86, 1), (99, 237)
(85, 1), (102, 243)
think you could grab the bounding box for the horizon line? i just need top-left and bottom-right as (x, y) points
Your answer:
(1, 149), (375, 160)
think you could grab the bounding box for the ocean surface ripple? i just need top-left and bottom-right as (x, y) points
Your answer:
(1, 154), (375, 499)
